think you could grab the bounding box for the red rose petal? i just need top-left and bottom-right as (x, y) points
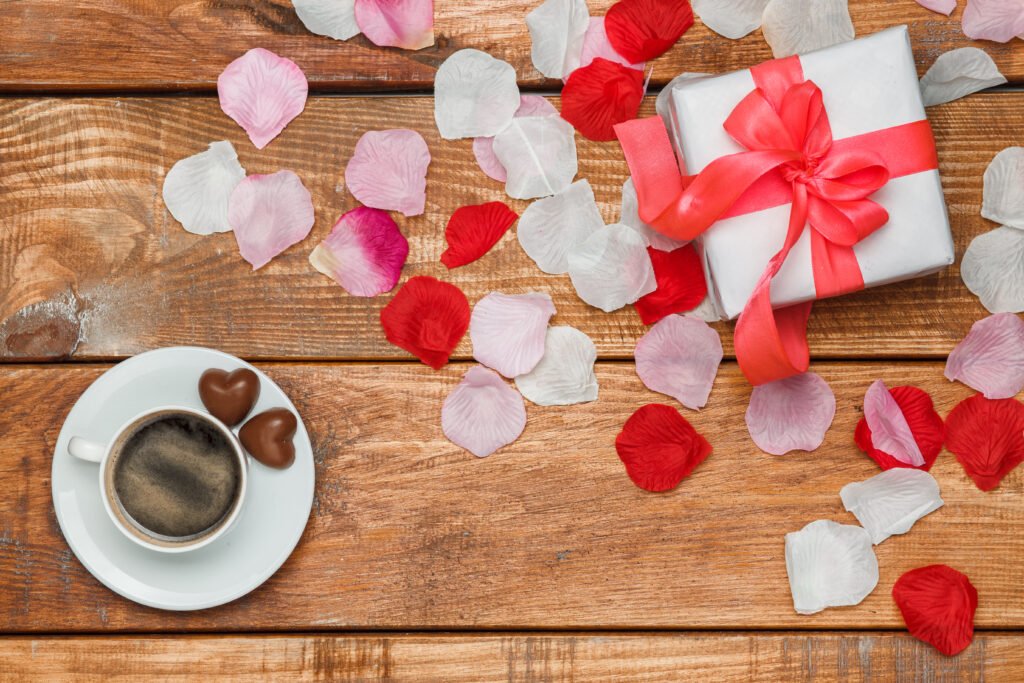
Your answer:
(440, 202), (519, 269)
(945, 393), (1024, 491)
(605, 0), (694, 63)
(634, 244), (707, 325)
(380, 276), (470, 369)
(893, 565), (978, 656)
(854, 386), (944, 472)
(615, 403), (712, 492)
(561, 58), (645, 141)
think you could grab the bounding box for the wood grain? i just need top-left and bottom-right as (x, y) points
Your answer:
(0, 94), (1015, 362)
(1, 361), (1021, 632)
(3, 632), (1023, 681)
(1, 1), (1022, 91)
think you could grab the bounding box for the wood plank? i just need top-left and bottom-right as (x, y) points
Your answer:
(1, 1), (1022, 91)
(3, 633), (1023, 681)
(0, 94), (1014, 362)
(1, 361), (1021, 632)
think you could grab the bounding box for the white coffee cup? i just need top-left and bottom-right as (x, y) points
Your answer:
(68, 405), (249, 553)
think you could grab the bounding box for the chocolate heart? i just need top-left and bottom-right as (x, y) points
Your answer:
(199, 368), (260, 427)
(239, 408), (297, 469)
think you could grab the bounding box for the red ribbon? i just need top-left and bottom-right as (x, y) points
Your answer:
(615, 56), (939, 385)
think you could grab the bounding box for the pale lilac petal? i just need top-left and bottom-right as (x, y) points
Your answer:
(983, 147), (1024, 230)
(218, 48), (308, 150)
(515, 95), (559, 118)
(229, 171), (315, 269)
(916, 0), (957, 15)
(840, 469), (944, 545)
(785, 520), (879, 614)
(620, 178), (687, 252)
(470, 292), (556, 378)
(635, 315), (723, 410)
(518, 180), (604, 274)
(920, 48), (1007, 107)
(694, 0), (771, 39)
(162, 141), (246, 235)
(345, 129), (430, 217)
(961, 226), (1024, 313)
(492, 116), (578, 199)
(527, 0), (589, 79)
(746, 372), (836, 455)
(308, 206), (409, 297)
(472, 96), (559, 182)
(515, 326), (598, 406)
(864, 379), (925, 466)
(434, 49), (521, 140)
(578, 17), (643, 71)
(567, 223), (656, 312)
(761, 0), (855, 59)
(963, 0), (1024, 43)
(442, 365), (527, 457)
(945, 313), (1024, 399)
(354, 0), (434, 50)
(292, 0), (359, 40)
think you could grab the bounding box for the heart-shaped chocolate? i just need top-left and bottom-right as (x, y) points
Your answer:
(239, 408), (297, 469)
(199, 368), (260, 427)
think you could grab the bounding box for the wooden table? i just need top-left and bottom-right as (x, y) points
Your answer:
(1, 1), (1023, 679)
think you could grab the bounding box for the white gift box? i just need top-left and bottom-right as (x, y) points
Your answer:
(665, 27), (954, 320)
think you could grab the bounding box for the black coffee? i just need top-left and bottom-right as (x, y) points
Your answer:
(112, 414), (240, 539)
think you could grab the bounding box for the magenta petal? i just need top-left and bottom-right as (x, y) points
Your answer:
(962, 0), (1024, 43)
(635, 315), (723, 410)
(345, 129), (430, 217)
(229, 171), (315, 269)
(863, 380), (925, 466)
(354, 0), (434, 50)
(218, 48), (308, 150)
(442, 365), (527, 457)
(472, 96), (558, 182)
(309, 206), (409, 297)
(945, 313), (1024, 399)
(746, 372), (836, 455)
(916, 0), (956, 15)
(578, 17), (644, 72)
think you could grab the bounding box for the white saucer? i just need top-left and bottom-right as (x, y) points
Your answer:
(51, 346), (315, 611)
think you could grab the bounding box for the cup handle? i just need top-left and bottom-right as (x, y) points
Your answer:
(68, 437), (106, 464)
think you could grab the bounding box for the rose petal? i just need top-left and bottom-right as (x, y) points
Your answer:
(688, 293), (724, 323)
(353, 0), (434, 49)
(864, 380), (925, 467)
(961, 226), (1024, 313)
(526, 0), (589, 79)
(634, 245), (708, 324)
(440, 202), (519, 269)
(915, 0), (957, 15)
(472, 96), (559, 182)
(619, 178), (688, 252)
(470, 292), (556, 378)
(840, 469), (944, 545)
(578, 17), (644, 71)
(492, 116), (578, 199)
(228, 171), (315, 269)
(434, 49), (521, 140)
(442, 365), (527, 458)
(945, 313), (1024, 399)
(855, 386), (946, 471)
(945, 393), (1024, 491)
(615, 403), (712, 492)
(162, 141), (246, 235)
(920, 48), (1007, 107)
(962, 0), (1024, 43)
(344, 129), (430, 217)
(761, 0), (855, 59)
(379, 276), (470, 369)
(567, 223), (657, 312)
(292, 0), (360, 40)
(218, 48), (308, 150)
(635, 315), (722, 410)
(308, 206), (409, 297)
(693, 0), (771, 39)
(515, 326), (599, 406)
(514, 95), (560, 118)
(893, 565), (978, 657)
(785, 520), (879, 615)
(982, 147), (1024, 230)
(605, 0), (695, 63)
(561, 58), (645, 141)
(746, 372), (836, 455)
(517, 180), (604, 275)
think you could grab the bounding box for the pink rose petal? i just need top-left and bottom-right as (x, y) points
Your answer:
(864, 380), (925, 467)
(309, 206), (409, 297)
(962, 0), (1024, 43)
(470, 292), (556, 378)
(229, 171), (315, 269)
(945, 313), (1024, 399)
(354, 0), (434, 50)
(472, 96), (558, 182)
(442, 365), (527, 457)
(916, 0), (956, 15)
(345, 129), (430, 217)
(746, 372), (836, 455)
(578, 17), (644, 72)
(217, 48), (308, 150)
(635, 315), (722, 410)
